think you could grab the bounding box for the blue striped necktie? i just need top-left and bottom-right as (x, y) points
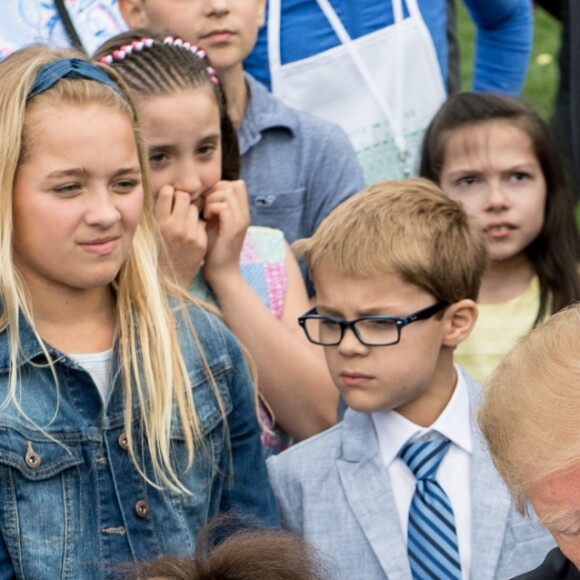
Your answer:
(399, 436), (462, 580)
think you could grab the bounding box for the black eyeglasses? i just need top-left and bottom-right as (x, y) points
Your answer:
(298, 302), (449, 347)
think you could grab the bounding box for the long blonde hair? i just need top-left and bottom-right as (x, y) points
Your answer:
(0, 45), (227, 493)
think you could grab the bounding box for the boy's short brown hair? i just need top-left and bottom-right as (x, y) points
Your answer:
(294, 178), (487, 303)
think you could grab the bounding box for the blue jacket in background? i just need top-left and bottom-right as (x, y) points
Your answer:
(0, 306), (278, 579)
(245, 0), (533, 97)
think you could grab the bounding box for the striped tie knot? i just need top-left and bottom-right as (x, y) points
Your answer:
(399, 436), (451, 481)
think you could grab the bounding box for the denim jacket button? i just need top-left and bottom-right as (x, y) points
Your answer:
(135, 500), (150, 519)
(118, 433), (129, 450)
(25, 441), (41, 469)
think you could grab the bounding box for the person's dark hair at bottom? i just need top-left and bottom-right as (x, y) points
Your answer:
(124, 512), (333, 579)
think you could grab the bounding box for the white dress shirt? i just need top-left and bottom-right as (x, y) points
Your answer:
(371, 364), (472, 579)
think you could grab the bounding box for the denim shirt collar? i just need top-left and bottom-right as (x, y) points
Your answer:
(238, 73), (298, 155)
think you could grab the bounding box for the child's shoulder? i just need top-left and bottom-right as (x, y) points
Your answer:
(267, 408), (375, 474)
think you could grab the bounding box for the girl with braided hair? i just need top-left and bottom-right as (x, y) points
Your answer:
(94, 30), (337, 455)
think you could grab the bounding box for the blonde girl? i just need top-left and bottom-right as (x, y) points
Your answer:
(0, 45), (277, 578)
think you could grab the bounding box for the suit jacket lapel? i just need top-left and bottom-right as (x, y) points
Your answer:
(465, 373), (512, 580)
(337, 411), (411, 579)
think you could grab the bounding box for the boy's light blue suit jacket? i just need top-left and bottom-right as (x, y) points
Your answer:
(267, 369), (555, 579)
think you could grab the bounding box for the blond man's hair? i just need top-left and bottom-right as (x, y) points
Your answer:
(0, 45), (232, 494)
(479, 303), (580, 514)
(294, 178), (487, 303)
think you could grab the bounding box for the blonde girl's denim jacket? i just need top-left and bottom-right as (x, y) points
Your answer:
(0, 306), (279, 579)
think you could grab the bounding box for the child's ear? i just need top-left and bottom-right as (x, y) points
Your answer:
(442, 299), (478, 348)
(118, 0), (150, 28)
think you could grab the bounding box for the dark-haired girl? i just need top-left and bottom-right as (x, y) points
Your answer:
(420, 92), (580, 383)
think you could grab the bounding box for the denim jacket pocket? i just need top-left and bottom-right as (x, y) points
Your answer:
(0, 427), (84, 545)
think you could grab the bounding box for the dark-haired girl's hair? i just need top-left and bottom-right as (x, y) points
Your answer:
(420, 92), (580, 325)
(93, 28), (239, 181)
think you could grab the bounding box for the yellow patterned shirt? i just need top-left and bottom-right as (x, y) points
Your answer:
(455, 276), (540, 386)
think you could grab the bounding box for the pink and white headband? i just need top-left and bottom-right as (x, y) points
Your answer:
(99, 36), (219, 86)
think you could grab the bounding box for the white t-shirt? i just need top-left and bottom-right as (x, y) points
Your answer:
(0, 0), (126, 60)
(69, 348), (114, 403)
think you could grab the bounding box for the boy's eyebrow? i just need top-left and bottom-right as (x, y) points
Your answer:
(316, 305), (400, 317)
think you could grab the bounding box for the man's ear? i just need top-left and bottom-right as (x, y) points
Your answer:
(118, 0), (151, 28)
(442, 299), (478, 348)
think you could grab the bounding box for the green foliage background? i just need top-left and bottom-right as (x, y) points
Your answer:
(458, 4), (561, 119)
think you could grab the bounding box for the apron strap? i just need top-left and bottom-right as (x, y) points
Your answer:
(313, 0), (407, 156)
(267, 0), (283, 71)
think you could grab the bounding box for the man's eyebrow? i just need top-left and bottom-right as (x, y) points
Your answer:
(539, 509), (580, 529)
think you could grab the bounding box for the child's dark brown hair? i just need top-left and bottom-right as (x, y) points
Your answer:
(122, 513), (332, 579)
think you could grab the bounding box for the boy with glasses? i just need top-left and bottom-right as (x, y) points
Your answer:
(268, 178), (553, 579)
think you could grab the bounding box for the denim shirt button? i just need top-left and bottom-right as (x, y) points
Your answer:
(118, 433), (129, 450)
(135, 500), (150, 519)
(25, 441), (41, 469)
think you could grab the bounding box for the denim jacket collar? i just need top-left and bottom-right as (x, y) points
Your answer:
(0, 312), (58, 372)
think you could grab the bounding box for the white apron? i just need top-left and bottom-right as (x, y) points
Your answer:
(267, 0), (446, 185)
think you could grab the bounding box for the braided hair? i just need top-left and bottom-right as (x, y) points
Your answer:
(94, 29), (239, 180)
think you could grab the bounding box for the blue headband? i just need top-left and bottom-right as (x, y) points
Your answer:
(27, 58), (124, 99)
